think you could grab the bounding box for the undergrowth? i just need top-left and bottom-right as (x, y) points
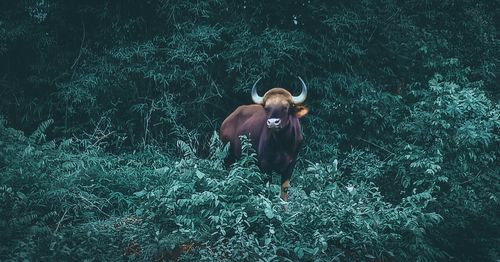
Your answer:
(0, 119), (442, 261)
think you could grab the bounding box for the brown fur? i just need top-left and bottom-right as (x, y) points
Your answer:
(220, 87), (308, 201)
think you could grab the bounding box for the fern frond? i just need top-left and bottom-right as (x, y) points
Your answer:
(29, 119), (54, 144)
(177, 140), (196, 159)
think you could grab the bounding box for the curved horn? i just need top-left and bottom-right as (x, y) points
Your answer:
(292, 76), (308, 104)
(251, 77), (264, 104)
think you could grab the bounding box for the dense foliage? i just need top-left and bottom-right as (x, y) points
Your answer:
(0, 0), (499, 261)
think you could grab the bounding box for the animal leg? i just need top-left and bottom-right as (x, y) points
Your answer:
(280, 179), (290, 201)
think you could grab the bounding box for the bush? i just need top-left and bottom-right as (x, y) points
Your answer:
(0, 0), (498, 260)
(1, 121), (447, 261)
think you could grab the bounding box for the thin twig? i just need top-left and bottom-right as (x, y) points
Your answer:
(79, 193), (110, 217)
(71, 20), (86, 70)
(459, 171), (481, 185)
(357, 137), (395, 155)
(92, 131), (115, 146)
(54, 209), (69, 233)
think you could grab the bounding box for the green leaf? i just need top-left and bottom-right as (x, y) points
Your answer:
(133, 190), (147, 197)
(196, 170), (206, 179)
(295, 247), (304, 259)
(264, 207), (274, 219)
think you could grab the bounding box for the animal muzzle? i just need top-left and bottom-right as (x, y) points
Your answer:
(267, 118), (282, 129)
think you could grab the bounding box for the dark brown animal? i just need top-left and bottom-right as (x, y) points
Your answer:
(220, 77), (308, 201)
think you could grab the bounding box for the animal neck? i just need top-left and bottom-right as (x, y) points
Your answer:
(268, 130), (282, 144)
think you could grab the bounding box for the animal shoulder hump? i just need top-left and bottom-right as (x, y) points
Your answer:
(238, 104), (265, 118)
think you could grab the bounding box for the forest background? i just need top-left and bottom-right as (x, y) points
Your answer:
(0, 0), (499, 261)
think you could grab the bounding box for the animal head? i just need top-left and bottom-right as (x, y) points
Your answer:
(251, 77), (309, 130)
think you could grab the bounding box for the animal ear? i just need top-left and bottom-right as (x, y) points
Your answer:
(293, 105), (308, 118)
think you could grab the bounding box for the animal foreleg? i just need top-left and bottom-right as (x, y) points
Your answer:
(280, 179), (290, 201)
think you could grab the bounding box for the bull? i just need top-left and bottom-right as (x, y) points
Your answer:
(220, 77), (308, 201)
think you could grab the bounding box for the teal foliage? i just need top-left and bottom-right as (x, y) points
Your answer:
(392, 72), (500, 260)
(0, 0), (499, 260)
(0, 123), (444, 261)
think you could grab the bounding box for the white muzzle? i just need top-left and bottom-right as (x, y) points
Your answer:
(267, 118), (281, 129)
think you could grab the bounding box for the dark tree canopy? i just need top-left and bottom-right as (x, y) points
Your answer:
(0, 0), (499, 261)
